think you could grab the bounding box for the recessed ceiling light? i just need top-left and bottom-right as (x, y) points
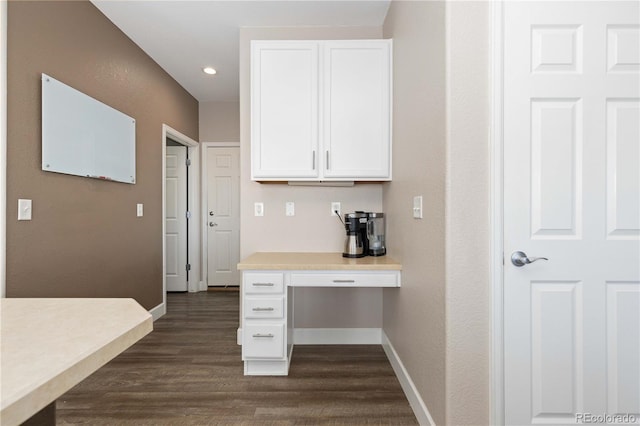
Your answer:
(203, 67), (217, 75)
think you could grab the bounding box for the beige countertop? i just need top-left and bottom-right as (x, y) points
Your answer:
(0, 298), (153, 426)
(237, 252), (402, 271)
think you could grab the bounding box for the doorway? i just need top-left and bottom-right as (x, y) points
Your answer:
(165, 140), (188, 292)
(202, 144), (240, 288)
(158, 124), (200, 320)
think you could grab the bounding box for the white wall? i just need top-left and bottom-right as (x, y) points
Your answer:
(239, 26), (385, 328)
(199, 101), (240, 142)
(382, 2), (491, 424)
(444, 2), (491, 424)
(382, 2), (447, 423)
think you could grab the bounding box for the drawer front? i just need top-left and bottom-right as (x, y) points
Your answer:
(244, 273), (284, 294)
(244, 297), (284, 319)
(243, 324), (285, 359)
(290, 272), (399, 287)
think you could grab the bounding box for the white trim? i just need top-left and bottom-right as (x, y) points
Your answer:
(490, 1), (505, 425)
(1, 0), (7, 298)
(293, 328), (382, 345)
(200, 141), (240, 290)
(382, 331), (435, 426)
(161, 124), (199, 312)
(149, 302), (166, 322)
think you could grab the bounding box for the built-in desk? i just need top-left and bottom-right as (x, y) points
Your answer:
(0, 298), (152, 426)
(237, 252), (402, 375)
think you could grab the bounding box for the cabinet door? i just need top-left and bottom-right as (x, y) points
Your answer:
(322, 40), (392, 179)
(251, 41), (319, 179)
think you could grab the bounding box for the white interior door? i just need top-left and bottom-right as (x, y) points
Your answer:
(207, 147), (240, 287)
(503, 2), (640, 424)
(165, 145), (188, 292)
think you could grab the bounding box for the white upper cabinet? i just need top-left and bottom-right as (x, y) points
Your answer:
(251, 39), (392, 181)
(251, 41), (320, 179)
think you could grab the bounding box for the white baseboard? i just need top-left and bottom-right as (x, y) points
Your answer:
(382, 331), (435, 426)
(293, 328), (382, 345)
(149, 302), (166, 321)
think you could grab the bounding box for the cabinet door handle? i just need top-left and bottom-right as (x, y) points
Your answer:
(252, 333), (275, 338)
(252, 307), (275, 312)
(326, 150), (330, 169)
(312, 150), (316, 170)
(252, 282), (275, 287)
(333, 279), (355, 283)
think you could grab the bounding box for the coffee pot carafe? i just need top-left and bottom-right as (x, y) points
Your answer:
(366, 212), (386, 256)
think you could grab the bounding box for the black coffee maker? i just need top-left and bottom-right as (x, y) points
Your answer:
(342, 212), (368, 258)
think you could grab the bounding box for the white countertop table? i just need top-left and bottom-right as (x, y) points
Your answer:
(0, 298), (152, 426)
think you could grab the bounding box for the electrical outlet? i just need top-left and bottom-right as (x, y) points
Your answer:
(286, 202), (295, 216)
(331, 202), (341, 217)
(254, 202), (264, 217)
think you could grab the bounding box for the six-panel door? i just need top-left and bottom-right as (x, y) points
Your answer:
(503, 2), (640, 424)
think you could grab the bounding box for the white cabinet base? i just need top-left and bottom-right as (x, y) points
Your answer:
(243, 345), (294, 376)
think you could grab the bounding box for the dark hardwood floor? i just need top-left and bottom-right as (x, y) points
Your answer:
(57, 291), (418, 425)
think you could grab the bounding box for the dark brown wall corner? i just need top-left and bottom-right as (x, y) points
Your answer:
(6, 1), (199, 309)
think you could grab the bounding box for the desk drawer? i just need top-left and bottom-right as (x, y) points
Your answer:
(244, 273), (284, 294)
(244, 297), (284, 319)
(290, 272), (399, 287)
(243, 324), (285, 359)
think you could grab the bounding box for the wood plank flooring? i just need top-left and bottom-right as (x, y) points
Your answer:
(57, 291), (418, 425)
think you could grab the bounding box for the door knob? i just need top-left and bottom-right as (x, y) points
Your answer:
(209, 211), (215, 216)
(511, 251), (548, 267)
(209, 222), (218, 227)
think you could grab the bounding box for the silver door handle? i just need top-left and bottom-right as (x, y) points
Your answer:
(209, 222), (217, 227)
(252, 333), (274, 338)
(333, 279), (355, 283)
(511, 251), (548, 267)
(252, 282), (274, 287)
(252, 307), (275, 312)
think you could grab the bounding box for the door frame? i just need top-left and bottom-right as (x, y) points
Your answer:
(0, 0), (7, 298)
(159, 124), (201, 319)
(490, 1), (505, 424)
(200, 141), (240, 290)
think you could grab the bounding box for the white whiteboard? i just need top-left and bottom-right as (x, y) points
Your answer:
(42, 73), (136, 184)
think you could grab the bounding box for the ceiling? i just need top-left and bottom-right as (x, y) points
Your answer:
(91, 1), (391, 103)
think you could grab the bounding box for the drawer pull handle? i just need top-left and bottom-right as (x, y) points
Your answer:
(333, 279), (356, 283)
(253, 282), (275, 287)
(252, 307), (275, 312)
(253, 333), (275, 338)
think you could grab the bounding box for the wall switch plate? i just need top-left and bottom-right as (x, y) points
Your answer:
(18, 199), (32, 221)
(285, 202), (295, 216)
(137, 203), (144, 217)
(413, 196), (423, 219)
(331, 202), (341, 217)
(254, 202), (264, 217)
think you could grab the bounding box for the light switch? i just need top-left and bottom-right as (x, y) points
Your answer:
(254, 202), (264, 217)
(413, 196), (423, 219)
(137, 203), (144, 217)
(286, 202), (295, 216)
(18, 199), (32, 221)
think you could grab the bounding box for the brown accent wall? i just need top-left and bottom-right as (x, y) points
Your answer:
(6, 1), (199, 309)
